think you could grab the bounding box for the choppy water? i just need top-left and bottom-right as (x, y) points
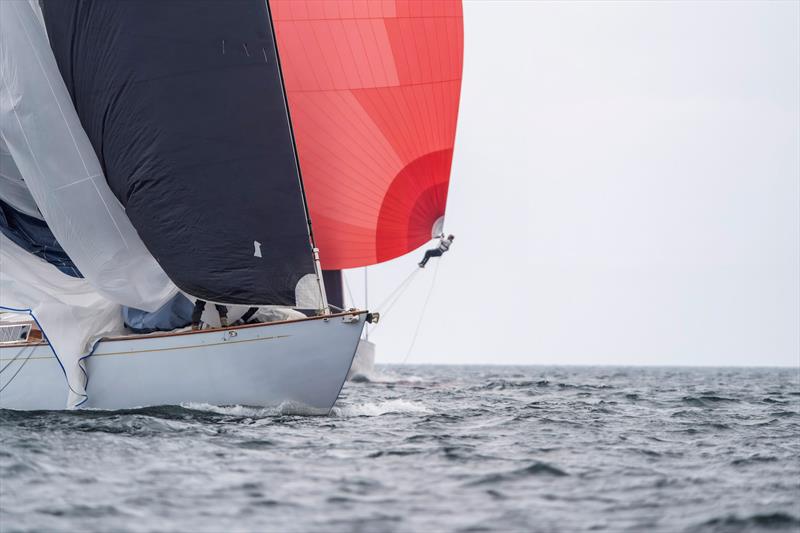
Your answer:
(1, 365), (798, 533)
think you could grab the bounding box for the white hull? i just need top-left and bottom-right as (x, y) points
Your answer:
(0, 312), (366, 413)
(347, 339), (376, 380)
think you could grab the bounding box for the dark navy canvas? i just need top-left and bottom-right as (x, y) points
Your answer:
(0, 199), (81, 278)
(322, 270), (344, 310)
(41, 0), (316, 305)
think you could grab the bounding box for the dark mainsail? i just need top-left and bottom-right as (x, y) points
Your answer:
(322, 270), (345, 310)
(40, 0), (317, 306)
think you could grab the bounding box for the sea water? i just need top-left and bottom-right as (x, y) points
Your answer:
(1, 365), (798, 532)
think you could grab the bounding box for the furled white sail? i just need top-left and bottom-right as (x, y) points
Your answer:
(0, 0), (176, 311)
(0, 235), (123, 407)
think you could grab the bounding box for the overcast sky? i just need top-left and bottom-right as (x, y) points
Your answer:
(343, 0), (799, 367)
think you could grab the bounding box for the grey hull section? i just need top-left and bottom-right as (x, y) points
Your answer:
(0, 313), (365, 413)
(347, 340), (376, 381)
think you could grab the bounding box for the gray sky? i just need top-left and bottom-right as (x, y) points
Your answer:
(344, 0), (799, 367)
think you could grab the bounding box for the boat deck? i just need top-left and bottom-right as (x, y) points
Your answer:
(0, 310), (367, 349)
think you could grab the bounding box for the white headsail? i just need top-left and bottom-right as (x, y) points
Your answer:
(1, 235), (123, 407)
(0, 0), (177, 405)
(0, 136), (41, 219)
(0, 0), (176, 311)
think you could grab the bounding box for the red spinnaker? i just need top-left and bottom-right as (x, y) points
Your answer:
(271, 0), (463, 270)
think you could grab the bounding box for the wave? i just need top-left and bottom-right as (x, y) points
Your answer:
(762, 397), (790, 404)
(681, 395), (741, 407)
(180, 402), (284, 418)
(331, 399), (432, 418)
(696, 512), (800, 531)
(367, 449), (422, 458)
(164, 399), (435, 419)
(730, 455), (778, 466)
(349, 370), (427, 384)
(481, 379), (551, 390)
(467, 462), (569, 486)
(180, 401), (328, 417)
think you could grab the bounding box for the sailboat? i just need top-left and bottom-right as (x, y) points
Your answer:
(0, 0), (463, 410)
(270, 0), (465, 374)
(0, 0), (375, 412)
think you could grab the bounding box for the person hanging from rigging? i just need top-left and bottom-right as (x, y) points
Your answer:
(418, 234), (454, 268)
(191, 300), (229, 330)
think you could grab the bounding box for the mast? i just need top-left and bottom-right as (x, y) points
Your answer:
(264, 0), (328, 313)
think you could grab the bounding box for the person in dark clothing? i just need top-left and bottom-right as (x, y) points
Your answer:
(419, 234), (454, 268)
(233, 307), (260, 326)
(191, 300), (229, 330)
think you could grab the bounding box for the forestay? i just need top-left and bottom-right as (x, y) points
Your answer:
(41, 0), (320, 307)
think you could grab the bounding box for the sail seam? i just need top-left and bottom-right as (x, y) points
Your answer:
(288, 77), (460, 94)
(51, 173), (102, 191)
(272, 16), (462, 23)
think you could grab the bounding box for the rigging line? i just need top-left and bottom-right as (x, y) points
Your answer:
(381, 275), (414, 312)
(374, 274), (416, 322)
(0, 343), (30, 375)
(372, 261), (438, 331)
(369, 271), (420, 331)
(0, 345), (35, 394)
(0, 306), (88, 402)
(401, 259), (440, 365)
(374, 267), (420, 312)
(364, 267), (369, 341)
(343, 271), (355, 309)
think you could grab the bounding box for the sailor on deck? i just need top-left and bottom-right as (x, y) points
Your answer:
(419, 234), (454, 268)
(191, 300), (229, 330)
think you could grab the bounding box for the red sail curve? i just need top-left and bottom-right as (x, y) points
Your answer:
(271, 0), (463, 270)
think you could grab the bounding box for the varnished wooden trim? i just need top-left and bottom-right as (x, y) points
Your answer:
(0, 310), (366, 349)
(103, 310), (366, 343)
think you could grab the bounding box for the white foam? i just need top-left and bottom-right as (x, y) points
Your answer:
(181, 403), (273, 417)
(182, 399), (431, 418)
(351, 369), (427, 384)
(181, 402), (329, 417)
(331, 399), (433, 418)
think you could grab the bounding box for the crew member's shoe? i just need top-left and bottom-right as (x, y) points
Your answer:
(191, 322), (201, 331)
(220, 316), (229, 328)
(418, 262), (425, 268)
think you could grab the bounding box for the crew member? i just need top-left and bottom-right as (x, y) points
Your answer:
(419, 234), (454, 268)
(233, 307), (260, 326)
(191, 300), (229, 330)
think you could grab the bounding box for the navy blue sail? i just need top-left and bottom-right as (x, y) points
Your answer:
(0, 199), (82, 278)
(40, 0), (317, 305)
